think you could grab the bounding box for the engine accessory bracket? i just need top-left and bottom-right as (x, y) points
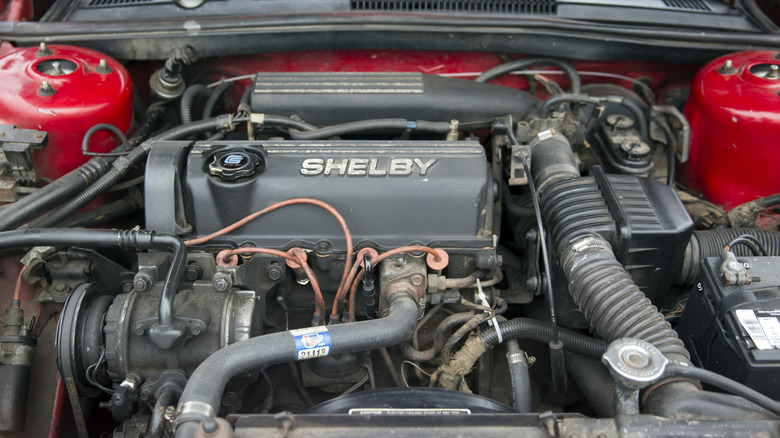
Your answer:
(141, 315), (209, 351)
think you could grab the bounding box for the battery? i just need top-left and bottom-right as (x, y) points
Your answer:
(677, 256), (780, 398)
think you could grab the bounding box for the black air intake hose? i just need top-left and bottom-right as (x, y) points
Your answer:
(173, 293), (419, 437)
(678, 228), (780, 284)
(557, 234), (689, 363)
(534, 149), (690, 364)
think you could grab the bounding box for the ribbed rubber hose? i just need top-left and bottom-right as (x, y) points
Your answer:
(180, 84), (211, 124)
(23, 116), (235, 229)
(0, 104), (165, 231)
(677, 228), (780, 284)
(174, 294), (419, 437)
(480, 317), (607, 358)
(560, 235), (690, 364)
(55, 196), (140, 228)
(475, 57), (581, 94)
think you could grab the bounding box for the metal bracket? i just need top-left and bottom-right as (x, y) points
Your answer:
(0, 125), (48, 183)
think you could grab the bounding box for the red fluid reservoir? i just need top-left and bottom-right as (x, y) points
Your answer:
(683, 51), (780, 209)
(0, 44), (132, 180)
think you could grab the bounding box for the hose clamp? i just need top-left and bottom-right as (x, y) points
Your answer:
(562, 235), (612, 268)
(174, 401), (216, 426)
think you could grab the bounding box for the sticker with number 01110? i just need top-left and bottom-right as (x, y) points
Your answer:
(290, 326), (331, 360)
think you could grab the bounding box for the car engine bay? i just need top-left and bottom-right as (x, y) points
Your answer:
(0, 35), (780, 437)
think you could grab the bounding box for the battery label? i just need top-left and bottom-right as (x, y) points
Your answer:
(290, 326), (331, 360)
(735, 309), (780, 350)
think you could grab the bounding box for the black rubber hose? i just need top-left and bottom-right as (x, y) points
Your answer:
(403, 312), (475, 362)
(202, 82), (231, 120)
(741, 0), (780, 34)
(506, 340), (532, 413)
(0, 228), (153, 250)
(479, 317), (608, 358)
(664, 363), (780, 416)
(0, 104), (165, 231)
(55, 196), (141, 228)
(149, 386), (178, 438)
(678, 228), (780, 284)
(0, 228), (184, 327)
(146, 234), (186, 327)
(256, 114), (318, 132)
(475, 57), (581, 94)
(179, 84), (211, 125)
(558, 235), (690, 364)
(288, 119), (451, 140)
(24, 116), (235, 229)
(540, 94), (601, 118)
(174, 294), (419, 436)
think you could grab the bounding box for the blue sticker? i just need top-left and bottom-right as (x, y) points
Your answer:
(290, 326), (331, 360)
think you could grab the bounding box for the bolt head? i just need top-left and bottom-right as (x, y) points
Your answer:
(133, 273), (153, 292)
(36, 42), (53, 57)
(134, 325), (145, 336)
(719, 59), (736, 75)
(190, 325), (202, 336)
(201, 417), (219, 434)
(267, 264), (283, 281)
(213, 273), (232, 292)
(37, 80), (55, 96)
(184, 264), (202, 281)
(410, 274), (425, 286)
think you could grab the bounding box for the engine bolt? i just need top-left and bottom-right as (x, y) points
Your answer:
(54, 283), (70, 294)
(718, 59), (736, 75)
(266, 262), (283, 281)
(134, 324), (145, 336)
(190, 325), (202, 336)
(133, 272), (153, 292)
(95, 59), (113, 74)
(164, 406), (176, 421)
(767, 65), (780, 80)
(213, 272), (232, 292)
(36, 42), (53, 57)
(410, 274), (425, 286)
(37, 80), (56, 96)
(184, 263), (202, 281)
(139, 388), (152, 401)
(606, 114), (634, 132)
(201, 417), (219, 434)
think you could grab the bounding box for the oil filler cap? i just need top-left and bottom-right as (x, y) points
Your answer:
(208, 150), (263, 181)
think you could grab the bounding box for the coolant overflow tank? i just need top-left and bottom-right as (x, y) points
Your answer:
(683, 50), (780, 209)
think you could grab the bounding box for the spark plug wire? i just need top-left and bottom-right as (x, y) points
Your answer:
(185, 198), (354, 300)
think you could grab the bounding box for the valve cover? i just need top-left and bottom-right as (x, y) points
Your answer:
(144, 140), (495, 253)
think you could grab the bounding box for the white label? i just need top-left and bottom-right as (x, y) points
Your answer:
(736, 309), (773, 350)
(291, 326), (331, 360)
(348, 408), (471, 416)
(758, 317), (780, 348)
